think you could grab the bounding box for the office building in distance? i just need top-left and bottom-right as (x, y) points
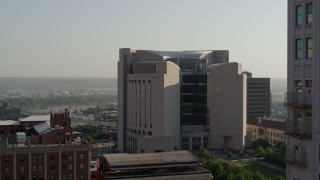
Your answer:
(118, 48), (247, 153)
(243, 72), (271, 118)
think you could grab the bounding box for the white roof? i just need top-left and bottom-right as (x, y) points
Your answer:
(19, 115), (50, 122)
(0, 120), (20, 126)
(33, 121), (53, 134)
(149, 50), (212, 59)
(16, 132), (26, 136)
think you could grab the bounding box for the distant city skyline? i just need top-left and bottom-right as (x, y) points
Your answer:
(0, 0), (286, 78)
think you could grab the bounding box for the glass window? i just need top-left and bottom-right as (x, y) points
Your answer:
(306, 80), (312, 87)
(62, 155), (67, 160)
(203, 137), (208, 148)
(192, 137), (201, 150)
(80, 154), (84, 160)
(306, 38), (313, 59)
(182, 137), (189, 143)
(50, 155), (55, 161)
(296, 5), (302, 26)
(80, 163), (84, 169)
(182, 144), (189, 150)
(295, 39), (302, 59)
(295, 80), (302, 87)
(306, 3), (313, 25)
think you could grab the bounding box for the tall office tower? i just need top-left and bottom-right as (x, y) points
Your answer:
(118, 48), (247, 153)
(244, 72), (271, 118)
(286, 1), (317, 179)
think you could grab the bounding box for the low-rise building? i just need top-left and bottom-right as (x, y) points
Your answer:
(247, 117), (286, 146)
(0, 109), (91, 180)
(97, 150), (212, 180)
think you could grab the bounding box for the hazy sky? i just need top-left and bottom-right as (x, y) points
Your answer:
(0, 1), (286, 78)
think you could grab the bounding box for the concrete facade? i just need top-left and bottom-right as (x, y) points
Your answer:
(118, 48), (247, 152)
(119, 49), (181, 153)
(208, 63), (247, 150)
(126, 62), (180, 153)
(286, 0), (319, 179)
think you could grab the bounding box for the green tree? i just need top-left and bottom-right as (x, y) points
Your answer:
(209, 160), (223, 177)
(227, 151), (233, 158)
(238, 150), (244, 157)
(257, 146), (266, 158)
(252, 138), (271, 149)
(234, 173), (245, 180)
(252, 172), (266, 180)
(83, 134), (95, 144)
(273, 176), (285, 180)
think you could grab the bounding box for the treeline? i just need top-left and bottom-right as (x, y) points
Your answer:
(2, 94), (117, 108)
(73, 124), (104, 144)
(198, 149), (285, 180)
(0, 77), (117, 91)
(254, 139), (286, 168)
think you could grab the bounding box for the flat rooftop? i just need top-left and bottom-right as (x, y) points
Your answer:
(0, 120), (20, 126)
(100, 151), (212, 179)
(19, 115), (50, 122)
(147, 50), (212, 59)
(103, 150), (198, 169)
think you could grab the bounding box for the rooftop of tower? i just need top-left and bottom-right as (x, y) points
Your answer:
(146, 50), (212, 59)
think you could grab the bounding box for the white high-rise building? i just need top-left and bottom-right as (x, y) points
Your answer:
(118, 48), (247, 153)
(286, 1), (318, 179)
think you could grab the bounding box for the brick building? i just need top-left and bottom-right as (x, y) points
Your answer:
(246, 117), (286, 147)
(0, 109), (91, 180)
